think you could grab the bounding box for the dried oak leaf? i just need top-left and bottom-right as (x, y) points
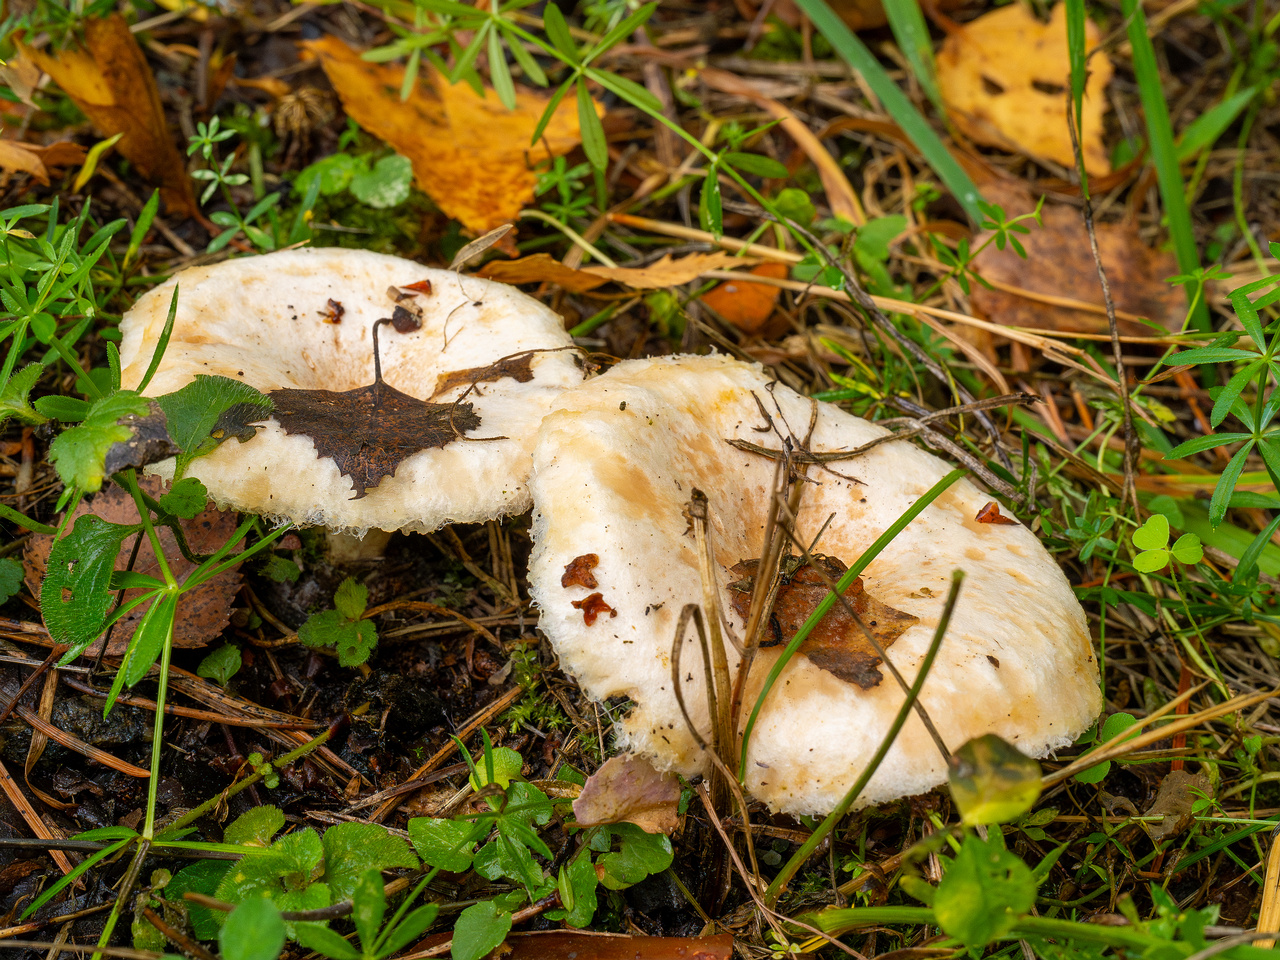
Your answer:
(970, 182), (1183, 335)
(23, 477), (239, 656)
(268, 380), (481, 499)
(728, 555), (917, 689)
(1144, 769), (1212, 842)
(976, 502), (1018, 525)
(573, 754), (680, 835)
(433, 351), (537, 399)
(571, 592), (615, 626)
(561, 554), (599, 590)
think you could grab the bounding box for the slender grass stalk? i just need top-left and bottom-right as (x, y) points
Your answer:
(764, 570), (964, 907)
(1120, 0), (1209, 331)
(792, 0), (985, 224)
(740, 468), (965, 772)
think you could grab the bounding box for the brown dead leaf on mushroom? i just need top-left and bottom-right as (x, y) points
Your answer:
(572, 593), (616, 626)
(562, 554), (600, 590)
(976, 502), (1018, 525)
(432, 352), (538, 398)
(728, 555), (918, 689)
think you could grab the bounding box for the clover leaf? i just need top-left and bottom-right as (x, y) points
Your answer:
(1132, 514), (1203, 572)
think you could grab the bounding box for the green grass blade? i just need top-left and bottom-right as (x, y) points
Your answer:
(882, 0), (943, 116)
(794, 0), (984, 223)
(1064, 0), (1087, 167)
(1120, 0), (1208, 331)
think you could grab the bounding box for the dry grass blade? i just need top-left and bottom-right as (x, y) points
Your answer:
(1257, 834), (1280, 950)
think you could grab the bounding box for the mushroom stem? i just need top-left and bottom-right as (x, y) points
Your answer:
(325, 528), (393, 563)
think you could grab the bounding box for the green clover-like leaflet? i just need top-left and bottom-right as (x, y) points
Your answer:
(1132, 514), (1203, 573)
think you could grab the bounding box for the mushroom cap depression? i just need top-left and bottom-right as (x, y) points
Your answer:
(527, 355), (1101, 815)
(118, 248), (583, 534)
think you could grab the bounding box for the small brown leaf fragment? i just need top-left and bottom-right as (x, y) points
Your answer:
(573, 754), (680, 835)
(1144, 770), (1212, 842)
(561, 554), (600, 590)
(976, 501), (1018, 525)
(268, 380), (480, 499)
(320, 299), (345, 324)
(728, 555), (917, 689)
(102, 401), (179, 476)
(390, 304), (422, 333)
(433, 351), (537, 398)
(572, 592), (616, 626)
(402, 279), (433, 295)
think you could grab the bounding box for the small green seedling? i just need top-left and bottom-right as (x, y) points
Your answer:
(1132, 514), (1203, 572)
(299, 577), (378, 667)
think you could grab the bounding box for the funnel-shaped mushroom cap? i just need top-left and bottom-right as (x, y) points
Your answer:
(528, 355), (1101, 815)
(119, 248), (582, 534)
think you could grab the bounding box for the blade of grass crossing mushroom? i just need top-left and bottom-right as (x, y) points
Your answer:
(739, 468), (965, 775)
(793, 0), (985, 224)
(134, 285), (178, 394)
(1119, 0), (1208, 332)
(764, 569), (965, 908)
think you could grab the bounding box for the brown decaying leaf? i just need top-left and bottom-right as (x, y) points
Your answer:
(477, 252), (762, 293)
(0, 140), (85, 186)
(728, 555), (917, 689)
(936, 4), (1112, 176)
(698, 262), (790, 334)
(432, 352), (536, 399)
(976, 501), (1018, 525)
(1143, 769), (1212, 842)
(571, 592), (616, 626)
(970, 185), (1182, 335)
(23, 477), (241, 656)
(303, 35), (596, 235)
(0, 51), (41, 109)
(477, 253), (609, 293)
(321, 299), (345, 324)
(572, 754), (681, 835)
(269, 380), (480, 500)
(19, 15), (197, 215)
(561, 553), (600, 590)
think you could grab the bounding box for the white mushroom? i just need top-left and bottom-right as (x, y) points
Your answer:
(527, 354), (1101, 816)
(118, 248), (583, 537)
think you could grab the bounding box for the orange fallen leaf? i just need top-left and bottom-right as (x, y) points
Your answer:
(303, 35), (596, 235)
(0, 139), (85, 185)
(698, 262), (789, 334)
(19, 16), (198, 216)
(936, 4), (1112, 176)
(478, 253), (608, 292)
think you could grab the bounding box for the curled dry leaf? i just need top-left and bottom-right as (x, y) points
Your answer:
(477, 252), (755, 292)
(303, 36), (596, 235)
(970, 185), (1183, 335)
(1143, 769), (1212, 842)
(936, 4), (1112, 176)
(23, 477), (240, 656)
(572, 754), (681, 835)
(571, 592), (615, 626)
(975, 502), (1018, 525)
(19, 16), (197, 215)
(561, 553), (600, 590)
(0, 140), (85, 186)
(698, 262), (789, 334)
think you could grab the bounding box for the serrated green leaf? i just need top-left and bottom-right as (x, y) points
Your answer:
(155, 375), (273, 475)
(1132, 514), (1170, 551)
(49, 391), (151, 492)
(350, 867), (386, 951)
(225, 807), (286, 848)
(216, 829), (327, 919)
(350, 155), (413, 209)
(293, 922), (360, 960)
(298, 610), (348, 649)
(333, 577), (368, 620)
(0, 557), (23, 604)
(451, 901), (512, 960)
(159, 477), (207, 519)
(321, 822), (418, 905)
(42, 515), (139, 651)
(408, 817), (478, 873)
(0, 363), (47, 426)
(220, 898), (285, 960)
(197, 644), (242, 686)
(934, 833), (1035, 948)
